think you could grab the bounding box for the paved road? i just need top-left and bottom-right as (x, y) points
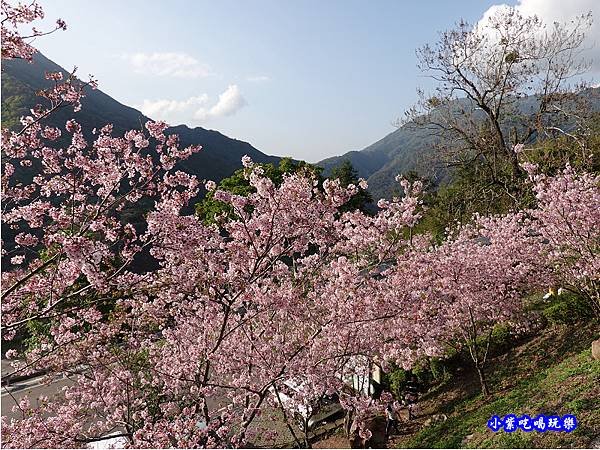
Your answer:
(1, 373), (73, 420)
(1, 374), (296, 446)
(1, 359), (17, 378)
(2, 358), (70, 421)
(0, 358), (330, 447)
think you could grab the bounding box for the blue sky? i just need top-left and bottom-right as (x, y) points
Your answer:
(34, 0), (597, 162)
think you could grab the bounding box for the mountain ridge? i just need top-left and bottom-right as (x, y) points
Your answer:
(1, 51), (279, 185)
(319, 122), (443, 199)
(320, 89), (600, 200)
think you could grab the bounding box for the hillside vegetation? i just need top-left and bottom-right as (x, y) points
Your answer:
(392, 317), (599, 448)
(1, 52), (280, 188)
(315, 295), (599, 448)
(2, 3), (599, 449)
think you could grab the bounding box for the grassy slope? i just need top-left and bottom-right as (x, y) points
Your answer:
(392, 321), (600, 448)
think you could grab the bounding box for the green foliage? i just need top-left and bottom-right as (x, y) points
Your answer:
(0, 73), (36, 130)
(492, 431), (534, 448)
(565, 398), (594, 413)
(489, 323), (512, 352)
(195, 157), (322, 225)
(383, 356), (453, 401)
(524, 115), (600, 177)
(408, 113), (600, 241)
(21, 280), (121, 354)
(416, 159), (523, 240)
(541, 292), (594, 325)
(382, 363), (408, 399)
(412, 363), (434, 387)
(196, 158), (374, 225)
(330, 160), (373, 213)
(467, 322), (517, 359)
(428, 358), (451, 384)
(413, 357), (454, 388)
(399, 326), (600, 449)
(24, 318), (52, 352)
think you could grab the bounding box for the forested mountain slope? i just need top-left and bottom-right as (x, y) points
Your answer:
(320, 89), (600, 200)
(1, 52), (279, 185)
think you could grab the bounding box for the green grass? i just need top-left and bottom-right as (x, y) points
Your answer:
(396, 321), (600, 448)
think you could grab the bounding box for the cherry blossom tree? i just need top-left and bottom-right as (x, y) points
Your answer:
(420, 214), (548, 396)
(2, 1), (598, 448)
(1, 0), (66, 62)
(2, 148), (423, 447)
(525, 163), (600, 315)
(1, 6), (424, 442)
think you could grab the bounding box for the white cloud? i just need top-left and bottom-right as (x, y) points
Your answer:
(247, 75), (271, 82)
(195, 85), (247, 121)
(136, 85), (247, 124)
(122, 52), (212, 78)
(479, 0), (599, 71)
(137, 95), (209, 119)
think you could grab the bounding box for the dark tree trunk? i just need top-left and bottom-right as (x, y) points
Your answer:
(344, 409), (354, 438)
(476, 365), (489, 397)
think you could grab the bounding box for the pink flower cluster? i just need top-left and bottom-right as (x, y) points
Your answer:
(2, 2), (599, 447)
(1, 0), (65, 61)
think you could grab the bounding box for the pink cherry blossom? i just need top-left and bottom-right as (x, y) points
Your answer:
(2, 1), (598, 447)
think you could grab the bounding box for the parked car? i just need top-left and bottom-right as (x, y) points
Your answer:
(270, 380), (344, 431)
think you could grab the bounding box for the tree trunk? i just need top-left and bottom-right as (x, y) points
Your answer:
(303, 418), (312, 448)
(344, 409), (354, 438)
(476, 365), (489, 397)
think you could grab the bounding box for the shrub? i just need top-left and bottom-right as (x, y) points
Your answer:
(542, 292), (594, 325)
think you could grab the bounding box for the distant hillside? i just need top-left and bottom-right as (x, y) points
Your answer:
(320, 125), (443, 200)
(320, 89), (600, 201)
(1, 51), (279, 185)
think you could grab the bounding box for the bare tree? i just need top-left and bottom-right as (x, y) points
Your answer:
(403, 7), (593, 199)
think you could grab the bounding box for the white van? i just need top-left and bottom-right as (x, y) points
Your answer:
(270, 380), (343, 431)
